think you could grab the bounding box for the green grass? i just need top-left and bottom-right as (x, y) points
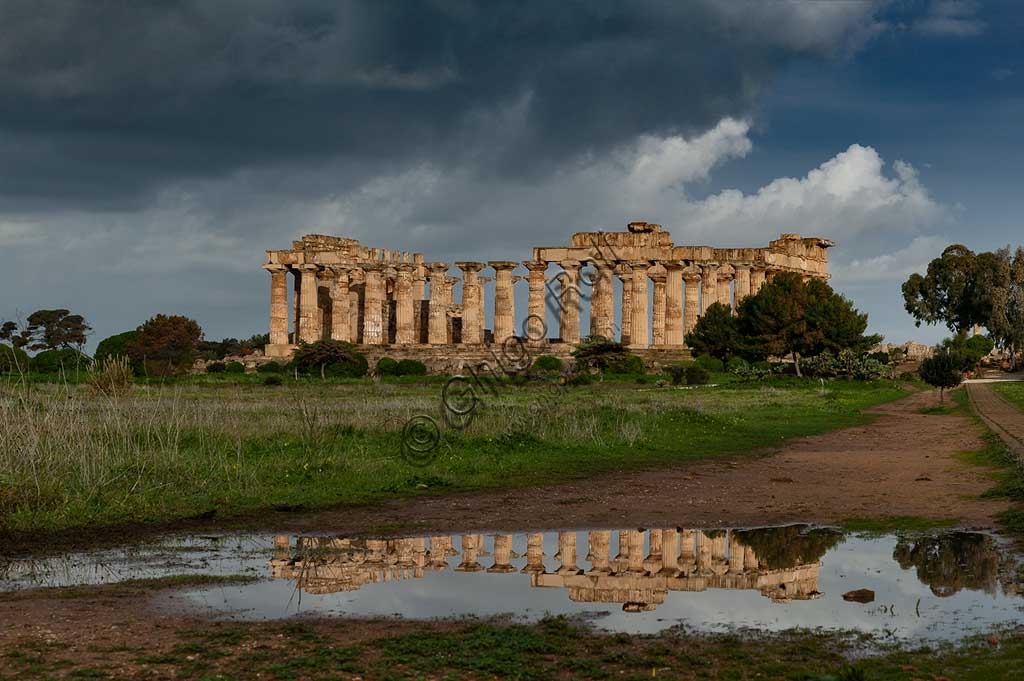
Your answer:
(992, 380), (1024, 412)
(840, 516), (960, 534)
(0, 376), (909, 536)
(3, 617), (1024, 680)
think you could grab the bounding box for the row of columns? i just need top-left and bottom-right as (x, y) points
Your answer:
(265, 259), (772, 349)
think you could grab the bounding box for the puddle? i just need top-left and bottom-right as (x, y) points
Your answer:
(2, 525), (1022, 641)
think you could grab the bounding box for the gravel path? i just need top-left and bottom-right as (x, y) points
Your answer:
(967, 381), (1024, 462)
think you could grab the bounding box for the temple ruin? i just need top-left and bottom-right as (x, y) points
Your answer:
(270, 528), (823, 610)
(262, 222), (832, 367)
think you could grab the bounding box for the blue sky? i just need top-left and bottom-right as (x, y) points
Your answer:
(0, 0), (1020, 349)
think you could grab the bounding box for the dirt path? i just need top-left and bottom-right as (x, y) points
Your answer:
(269, 388), (1009, 536)
(968, 382), (1024, 459)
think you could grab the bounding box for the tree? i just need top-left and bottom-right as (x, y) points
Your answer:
(684, 302), (740, 361)
(804, 280), (883, 356)
(736, 273), (815, 376)
(94, 331), (139, 364)
(918, 348), (963, 402)
(128, 315), (203, 377)
(986, 246), (1024, 369)
(0, 309), (90, 351)
(571, 336), (642, 373)
(902, 245), (991, 334)
(292, 340), (368, 378)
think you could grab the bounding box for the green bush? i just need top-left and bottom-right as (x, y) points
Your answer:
(94, 331), (138, 364)
(725, 356), (749, 372)
(293, 340), (369, 378)
(752, 360), (772, 372)
(919, 348), (963, 400)
(206, 361), (226, 373)
(694, 354), (724, 373)
(376, 357), (399, 376)
(224, 361), (245, 374)
(685, 365), (710, 385)
(395, 359), (428, 376)
(663, 364), (687, 386)
(30, 348), (92, 374)
(611, 353), (645, 375)
(566, 372), (593, 386)
(257, 361), (283, 374)
(533, 355), (563, 373)
(0, 343), (29, 373)
(262, 375), (283, 386)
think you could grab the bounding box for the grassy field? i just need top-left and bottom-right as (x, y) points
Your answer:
(0, 374), (908, 535)
(3, 614), (1022, 680)
(993, 380), (1024, 411)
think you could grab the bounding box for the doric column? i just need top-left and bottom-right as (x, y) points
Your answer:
(395, 264), (415, 345)
(428, 263), (449, 344)
(490, 262), (517, 344)
(487, 535), (517, 573)
(559, 260), (581, 344)
(664, 263), (684, 346)
(555, 531), (583, 576)
(683, 267), (702, 339)
(348, 267), (364, 344)
(412, 254), (427, 300)
(750, 266), (767, 294)
(728, 531), (745, 574)
(292, 267), (302, 344)
(624, 529), (646, 575)
(717, 264), (734, 312)
(455, 534), (483, 572)
(298, 264), (321, 343)
(586, 530), (612, 575)
(659, 529), (680, 577)
(629, 261), (649, 349)
(733, 264), (751, 305)
(649, 267), (667, 346)
(617, 265), (632, 345)
(362, 263), (385, 345)
(456, 262), (485, 344)
(590, 262), (615, 339)
(328, 266), (351, 342)
(701, 263), (719, 314)
(523, 261), (548, 341)
(521, 533), (546, 574)
(263, 264), (289, 346)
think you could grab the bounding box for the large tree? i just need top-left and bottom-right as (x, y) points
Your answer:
(901, 245), (991, 333)
(127, 314), (203, 377)
(0, 309), (90, 351)
(684, 302), (741, 361)
(987, 246), (1024, 368)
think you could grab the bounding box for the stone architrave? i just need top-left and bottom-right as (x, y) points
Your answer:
(362, 263), (385, 345)
(490, 261), (518, 343)
(456, 262), (486, 345)
(328, 266), (351, 342)
(701, 263), (719, 315)
(750, 266), (767, 294)
(717, 264), (734, 312)
(649, 266), (667, 346)
(733, 264), (751, 305)
(682, 266), (702, 339)
(395, 264), (415, 345)
(298, 264), (321, 343)
(523, 261), (548, 341)
(589, 261), (615, 339)
(559, 260), (581, 344)
(629, 261), (650, 349)
(428, 263), (450, 344)
(262, 264), (289, 346)
(664, 262), (684, 346)
(616, 264), (633, 346)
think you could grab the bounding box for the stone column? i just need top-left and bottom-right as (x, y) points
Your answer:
(395, 264), (415, 345)
(523, 261), (548, 341)
(717, 264), (734, 312)
(617, 265), (632, 345)
(488, 534), (517, 573)
(683, 267), (702, 338)
(362, 264), (385, 345)
(733, 264), (751, 305)
(624, 529), (646, 575)
(750, 266), (767, 294)
(263, 264), (289, 346)
(701, 263), (719, 315)
(291, 267), (302, 343)
(348, 267), (364, 344)
(650, 268), (667, 346)
(328, 267), (351, 342)
(428, 263), (450, 344)
(521, 533), (546, 574)
(659, 529), (680, 577)
(455, 534), (483, 572)
(664, 263), (684, 346)
(590, 262), (615, 339)
(298, 264), (321, 343)
(559, 260), (581, 344)
(555, 531), (583, 576)
(586, 530), (613, 575)
(412, 254), (427, 300)
(490, 262), (517, 343)
(629, 261), (650, 349)
(556, 273), (569, 342)
(457, 262), (485, 344)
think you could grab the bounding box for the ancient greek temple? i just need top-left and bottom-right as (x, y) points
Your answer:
(262, 222), (832, 363)
(270, 528), (822, 610)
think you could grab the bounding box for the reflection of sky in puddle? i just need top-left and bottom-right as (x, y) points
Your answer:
(2, 526), (1021, 642)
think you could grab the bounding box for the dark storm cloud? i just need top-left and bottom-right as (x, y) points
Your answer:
(0, 0), (884, 210)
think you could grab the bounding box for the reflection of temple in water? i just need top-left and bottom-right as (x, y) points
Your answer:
(270, 529), (823, 611)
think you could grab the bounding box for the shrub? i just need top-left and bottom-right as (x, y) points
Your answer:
(376, 357), (399, 376)
(224, 361), (245, 374)
(611, 354), (645, 375)
(664, 364), (687, 386)
(533, 355), (563, 373)
(0, 343), (29, 373)
(867, 351), (890, 365)
(565, 372), (593, 386)
(685, 365), (710, 385)
(395, 359), (428, 376)
(918, 348), (963, 401)
(725, 356), (749, 373)
(128, 314), (203, 377)
(94, 331), (138, 364)
(752, 360), (772, 373)
(86, 356), (134, 396)
(293, 340), (368, 378)
(694, 354), (724, 373)
(262, 375), (283, 386)
(30, 348), (92, 374)
(257, 361), (283, 374)
(206, 362), (226, 373)
(571, 336), (632, 371)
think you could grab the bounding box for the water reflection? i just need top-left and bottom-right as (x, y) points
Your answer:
(894, 532), (1002, 598)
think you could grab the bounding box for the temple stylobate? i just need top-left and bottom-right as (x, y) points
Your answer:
(262, 222), (832, 360)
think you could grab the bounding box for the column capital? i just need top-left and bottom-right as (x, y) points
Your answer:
(615, 262), (633, 279)
(718, 263), (735, 278)
(559, 259), (581, 272)
(662, 261), (685, 272)
(262, 263), (287, 273)
(628, 259), (651, 270)
(455, 261), (486, 273)
(428, 261), (450, 274)
(489, 260), (519, 271)
(732, 262), (752, 272)
(361, 262), (383, 273)
(297, 263), (319, 272)
(522, 260), (548, 272)
(648, 269), (667, 283)
(396, 263), (415, 274)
